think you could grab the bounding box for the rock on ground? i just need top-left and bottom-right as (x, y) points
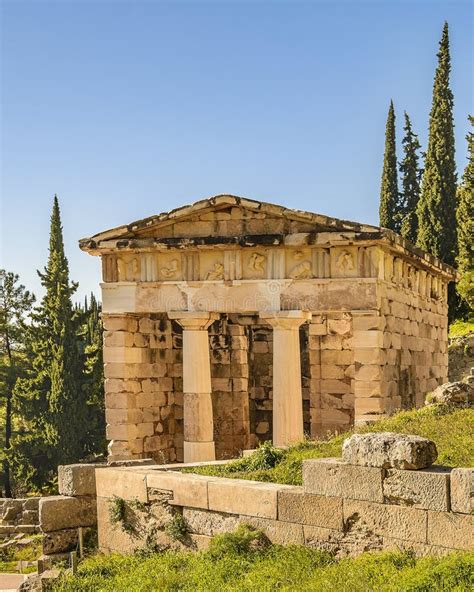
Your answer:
(342, 432), (438, 470)
(426, 380), (474, 407)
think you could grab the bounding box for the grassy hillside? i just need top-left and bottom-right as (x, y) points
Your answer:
(53, 541), (473, 592)
(185, 406), (474, 485)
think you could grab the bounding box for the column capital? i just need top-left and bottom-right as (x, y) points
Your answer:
(260, 310), (311, 330)
(168, 311), (219, 331)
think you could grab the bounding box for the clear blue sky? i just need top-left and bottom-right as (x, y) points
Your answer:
(1, 0), (472, 302)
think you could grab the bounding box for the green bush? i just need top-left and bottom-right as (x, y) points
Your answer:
(208, 524), (268, 559)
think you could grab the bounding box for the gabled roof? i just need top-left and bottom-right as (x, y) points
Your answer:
(78, 194), (457, 278)
(79, 194), (379, 245)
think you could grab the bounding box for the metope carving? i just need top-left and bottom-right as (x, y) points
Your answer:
(289, 251), (312, 279)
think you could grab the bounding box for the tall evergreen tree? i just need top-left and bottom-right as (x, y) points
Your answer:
(399, 112), (422, 243)
(15, 196), (87, 486)
(379, 100), (399, 231)
(416, 22), (457, 265)
(80, 293), (106, 456)
(0, 271), (35, 496)
(456, 116), (474, 310)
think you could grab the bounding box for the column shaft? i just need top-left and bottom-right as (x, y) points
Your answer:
(169, 312), (218, 462)
(260, 311), (311, 447)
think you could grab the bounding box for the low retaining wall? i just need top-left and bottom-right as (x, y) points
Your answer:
(94, 460), (473, 557)
(37, 463), (106, 555)
(0, 498), (40, 537)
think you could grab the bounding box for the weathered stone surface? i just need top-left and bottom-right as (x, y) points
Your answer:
(208, 479), (289, 519)
(343, 499), (427, 543)
(426, 381), (474, 407)
(303, 458), (384, 502)
(342, 432), (437, 470)
(450, 468), (474, 514)
(58, 463), (105, 497)
(242, 517), (304, 545)
(383, 537), (451, 557)
(42, 528), (79, 554)
(427, 510), (474, 550)
(95, 468), (148, 502)
(146, 471), (213, 509)
(39, 496), (97, 533)
(183, 508), (239, 536)
(383, 467), (451, 511)
(277, 488), (343, 530)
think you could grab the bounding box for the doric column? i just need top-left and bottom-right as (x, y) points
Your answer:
(260, 311), (311, 447)
(168, 312), (219, 462)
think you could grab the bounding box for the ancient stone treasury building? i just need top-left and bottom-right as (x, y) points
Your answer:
(80, 195), (456, 464)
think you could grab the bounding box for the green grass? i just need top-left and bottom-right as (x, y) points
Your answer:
(52, 543), (474, 592)
(184, 406), (474, 485)
(0, 534), (42, 574)
(449, 317), (474, 339)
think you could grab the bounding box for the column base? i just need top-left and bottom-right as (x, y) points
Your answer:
(184, 441), (216, 463)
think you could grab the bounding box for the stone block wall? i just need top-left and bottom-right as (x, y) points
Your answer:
(94, 461), (473, 557)
(104, 314), (253, 464)
(0, 498), (40, 536)
(38, 464), (104, 556)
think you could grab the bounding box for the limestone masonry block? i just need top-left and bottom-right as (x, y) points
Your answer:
(146, 471), (212, 509)
(383, 467), (451, 511)
(277, 488), (343, 530)
(343, 499), (427, 543)
(95, 468), (148, 502)
(242, 516), (304, 545)
(342, 433), (437, 470)
(303, 459), (384, 503)
(42, 528), (83, 555)
(183, 508), (239, 536)
(427, 510), (474, 550)
(40, 495), (97, 532)
(58, 463), (106, 497)
(450, 468), (474, 514)
(208, 478), (290, 519)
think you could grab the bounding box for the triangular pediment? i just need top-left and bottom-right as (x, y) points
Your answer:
(79, 194), (380, 249)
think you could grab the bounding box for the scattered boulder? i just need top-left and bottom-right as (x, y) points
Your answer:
(342, 432), (438, 470)
(426, 380), (474, 407)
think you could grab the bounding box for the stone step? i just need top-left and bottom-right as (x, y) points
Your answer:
(0, 524), (41, 535)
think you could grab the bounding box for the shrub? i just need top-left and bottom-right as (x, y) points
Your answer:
(208, 524), (268, 559)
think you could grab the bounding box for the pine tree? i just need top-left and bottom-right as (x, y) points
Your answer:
(379, 100), (399, 231)
(456, 116), (474, 310)
(399, 113), (422, 243)
(15, 196), (87, 486)
(416, 22), (457, 265)
(0, 271), (35, 496)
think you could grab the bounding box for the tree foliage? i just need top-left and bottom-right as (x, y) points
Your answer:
(399, 112), (422, 243)
(416, 23), (457, 266)
(456, 116), (474, 311)
(0, 271), (35, 497)
(379, 100), (399, 231)
(12, 196), (105, 491)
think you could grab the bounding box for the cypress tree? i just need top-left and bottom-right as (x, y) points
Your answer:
(399, 112), (422, 243)
(15, 196), (86, 485)
(416, 22), (457, 265)
(456, 116), (474, 310)
(379, 100), (399, 231)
